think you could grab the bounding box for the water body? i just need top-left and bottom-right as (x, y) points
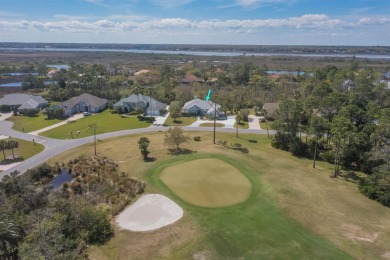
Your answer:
(1, 47), (390, 60)
(1, 72), (38, 76)
(0, 81), (53, 87)
(47, 64), (71, 70)
(49, 169), (73, 190)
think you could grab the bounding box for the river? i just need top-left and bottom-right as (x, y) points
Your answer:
(1, 47), (390, 60)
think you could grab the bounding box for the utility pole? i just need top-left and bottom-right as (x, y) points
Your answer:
(213, 101), (217, 144)
(88, 122), (98, 155)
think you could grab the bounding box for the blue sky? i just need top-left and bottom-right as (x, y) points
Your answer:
(0, 0), (389, 45)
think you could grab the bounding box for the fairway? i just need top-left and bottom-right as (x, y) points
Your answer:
(160, 158), (252, 207)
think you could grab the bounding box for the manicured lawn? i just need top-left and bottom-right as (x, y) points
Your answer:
(234, 121), (249, 129)
(160, 158), (251, 207)
(148, 154), (351, 259)
(0, 138), (44, 161)
(199, 122), (224, 127)
(7, 111), (63, 133)
(49, 132), (390, 259)
(260, 121), (273, 130)
(164, 115), (197, 126)
(40, 110), (151, 139)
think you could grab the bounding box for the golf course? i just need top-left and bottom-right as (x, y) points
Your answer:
(47, 131), (390, 259)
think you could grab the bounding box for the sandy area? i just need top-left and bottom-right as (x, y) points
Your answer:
(116, 194), (183, 232)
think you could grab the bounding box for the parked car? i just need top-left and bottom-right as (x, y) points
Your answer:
(83, 112), (91, 116)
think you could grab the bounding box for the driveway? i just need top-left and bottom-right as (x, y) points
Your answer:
(151, 112), (170, 126)
(248, 115), (262, 130)
(28, 113), (85, 135)
(189, 115), (236, 129)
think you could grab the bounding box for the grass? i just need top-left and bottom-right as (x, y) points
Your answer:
(48, 132), (390, 259)
(7, 111), (63, 133)
(199, 122), (224, 127)
(260, 121), (273, 130)
(164, 115), (197, 126)
(0, 138), (44, 162)
(40, 110), (151, 139)
(234, 121), (249, 129)
(160, 158), (251, 207)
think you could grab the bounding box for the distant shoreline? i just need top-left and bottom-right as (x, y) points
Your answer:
(1, 46), (390, 60)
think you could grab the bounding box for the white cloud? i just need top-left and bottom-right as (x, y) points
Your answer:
(0, 14), (378, 38)
(150, 0), (194, 7)
(235, 0), (294, 8)
(358, 17), (390, 25)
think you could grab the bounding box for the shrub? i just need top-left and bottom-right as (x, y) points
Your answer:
(240, 109), (251, 122)
(0, 105), (11, 113)
(288, 137), (308, 156)
(193, 136), (201, 141)
(271, 132), (290, 151)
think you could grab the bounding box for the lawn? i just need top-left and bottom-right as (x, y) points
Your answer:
(260, 121), (273, 130)
(48, 132), (390, 259)
(164, 115), (197, 126)
(40, 110), (151, 139)
(7, 111), (63, 133)
(234, 121), (249, 129)
(0, 138), (44, 162)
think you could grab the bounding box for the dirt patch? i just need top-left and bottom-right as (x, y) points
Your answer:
(342, 223), (380, 243)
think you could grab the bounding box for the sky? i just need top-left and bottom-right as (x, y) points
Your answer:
(0, 0), (389, 46)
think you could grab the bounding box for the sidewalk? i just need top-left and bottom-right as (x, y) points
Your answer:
(28, 113), (85, 135)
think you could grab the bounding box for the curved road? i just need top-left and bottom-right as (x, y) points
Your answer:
(0, 120), (275, 180)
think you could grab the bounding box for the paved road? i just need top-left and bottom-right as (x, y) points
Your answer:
(0, 120), (275, 180)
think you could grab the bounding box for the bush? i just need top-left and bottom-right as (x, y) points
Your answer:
(110, 110), (118, 114)
(23, 109), (39, 117)
(0, 105), (11, 113)
(271, 132), (291, 151)
(288, 137), (308, 156)
(240, 109), (251, 122)
(193, 136), (201, 141)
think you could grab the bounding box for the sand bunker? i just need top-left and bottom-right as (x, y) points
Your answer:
(116, 194), (183, 232)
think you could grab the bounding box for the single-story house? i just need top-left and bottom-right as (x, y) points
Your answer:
(61, 93), (108, 116)
(113, 94), (167, 116)
(263, 103), (280, 120)
(182, 97), (225, 118)
(0, 94), (49, 114)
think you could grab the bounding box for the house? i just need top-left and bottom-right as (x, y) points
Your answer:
(180, 74), (203, 84)
(182, 97), (224, 118)
(383, 71), (390, 80)
(342, 79), (356, 91)
(262, 103), (280, 120)
(0, 94), (49, 114)
(113, 94), (167, 116)
(61, 93), (108, 116)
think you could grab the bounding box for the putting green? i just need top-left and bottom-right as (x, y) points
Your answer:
(160, 158), (252, 207)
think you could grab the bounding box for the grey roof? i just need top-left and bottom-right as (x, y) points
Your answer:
(62, 93), (107, 109)
(0, 94), (48, 106)
(146, 98), (167, 112)
(183, 98), (218, 110)
(18, 99), (40, 110)
(114, 94), (167, 109)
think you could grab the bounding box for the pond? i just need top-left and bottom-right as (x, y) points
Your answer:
(48, 169), (73, 190)
(1, 72), (38, 76)
(0, 80), (53, 87)
(47, 64), (70, 70)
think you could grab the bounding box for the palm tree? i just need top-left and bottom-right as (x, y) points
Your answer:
(7, 139), (18, 159)
(0, 140), (8, 161)
(0, 211), (21, 258)
(133, 85), (143, 109)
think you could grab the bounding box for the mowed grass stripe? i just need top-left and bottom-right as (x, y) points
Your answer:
(160, 158), (252, 207)
(149, 153), (351, 259)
